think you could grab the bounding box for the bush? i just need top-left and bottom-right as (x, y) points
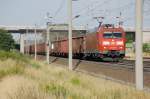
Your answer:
(0, 29), (15, 51)
(143, 43), (150, 53)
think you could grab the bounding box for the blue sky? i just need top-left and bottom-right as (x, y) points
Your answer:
(0, 0), (150, 28)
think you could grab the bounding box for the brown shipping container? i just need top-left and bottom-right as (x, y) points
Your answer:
(51, 36), (84, 54)
(51, 41), (61, 53)
(29, 43), (46, 53)
(60, 40), (68, 53)
(72, 37), (84, 54)
(85, 32), (98, 53)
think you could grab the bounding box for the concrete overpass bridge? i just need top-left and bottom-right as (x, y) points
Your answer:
(0, 24), (86, 33)
(0, 24), (87, 54)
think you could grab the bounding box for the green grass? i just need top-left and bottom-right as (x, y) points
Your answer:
(70, 77), (81, 86)
(0, 66), (23, 78)
(0, 51), (150, 99)
(0, 50), (29, 62)
(0, 51), (30, 79)
(45, 83), (68, 98)
(0, 59), (25, 79)
(30, 62), (41, 69)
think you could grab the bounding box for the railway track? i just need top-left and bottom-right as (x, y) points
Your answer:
(96, 60), (150, 72)
(36, 54), (150, 72)
(36, 55), (150, 88)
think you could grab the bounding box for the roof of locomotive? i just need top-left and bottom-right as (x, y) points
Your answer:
(87, 24), (124, 34)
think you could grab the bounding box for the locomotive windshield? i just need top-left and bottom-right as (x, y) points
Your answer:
(113, 32), (122, 38)
(103, 32), (122, 38)
(103, 32), (112, 38)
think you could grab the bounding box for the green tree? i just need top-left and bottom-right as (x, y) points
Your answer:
(0, 29), (15, 51)
(143, 43), (150, 53)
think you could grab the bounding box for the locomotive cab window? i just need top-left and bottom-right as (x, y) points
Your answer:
(103, 32), (122, 38)
(103, 32), (113, 38)
(113, 32), (122, 38)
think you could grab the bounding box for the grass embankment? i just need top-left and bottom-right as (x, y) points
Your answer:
(0, 51), (150, 99)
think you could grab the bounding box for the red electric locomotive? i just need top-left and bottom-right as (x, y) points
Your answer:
(85, 24), (126, 60)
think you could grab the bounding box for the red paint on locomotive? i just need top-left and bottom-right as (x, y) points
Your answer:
(96, 24), (126, 58)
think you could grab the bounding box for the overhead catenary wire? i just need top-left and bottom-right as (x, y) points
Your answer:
(74, 0), (117, 29)
(74, 0), (111, 21)
(75, 0), (111, 17)
(107, 2), (135, 13)
(120, 1), (150, 22)
(74, 0), (133, 23)
(74, 0), (101, 15)
(74, 0), (149, 28)
(54, 0), (65, 18)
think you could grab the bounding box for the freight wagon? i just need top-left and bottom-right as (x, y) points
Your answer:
(51, 36), (84, 58)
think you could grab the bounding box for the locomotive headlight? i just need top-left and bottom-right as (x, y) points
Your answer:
(120, 47), (123, 49)
(117, 41), (123, 45)
(103, 41), (110, 45)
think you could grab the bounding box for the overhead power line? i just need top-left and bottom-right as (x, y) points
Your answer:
(73, 0), (114, 28)
(75, 0), (100, 15)
(75, 0), (111, 17)
(53, 0), (65, 19)
(108, 2), (135, 12)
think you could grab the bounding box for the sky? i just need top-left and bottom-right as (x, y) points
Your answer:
(0, 0), (150, 28)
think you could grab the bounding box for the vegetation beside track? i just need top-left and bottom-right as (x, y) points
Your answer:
(0, 29), (15, 51)
(0, 51), (150, 99)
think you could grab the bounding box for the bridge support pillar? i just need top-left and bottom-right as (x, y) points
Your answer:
(20, 33), (25, 54)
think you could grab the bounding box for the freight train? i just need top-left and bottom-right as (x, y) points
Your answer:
(28, 24), (126, 61)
